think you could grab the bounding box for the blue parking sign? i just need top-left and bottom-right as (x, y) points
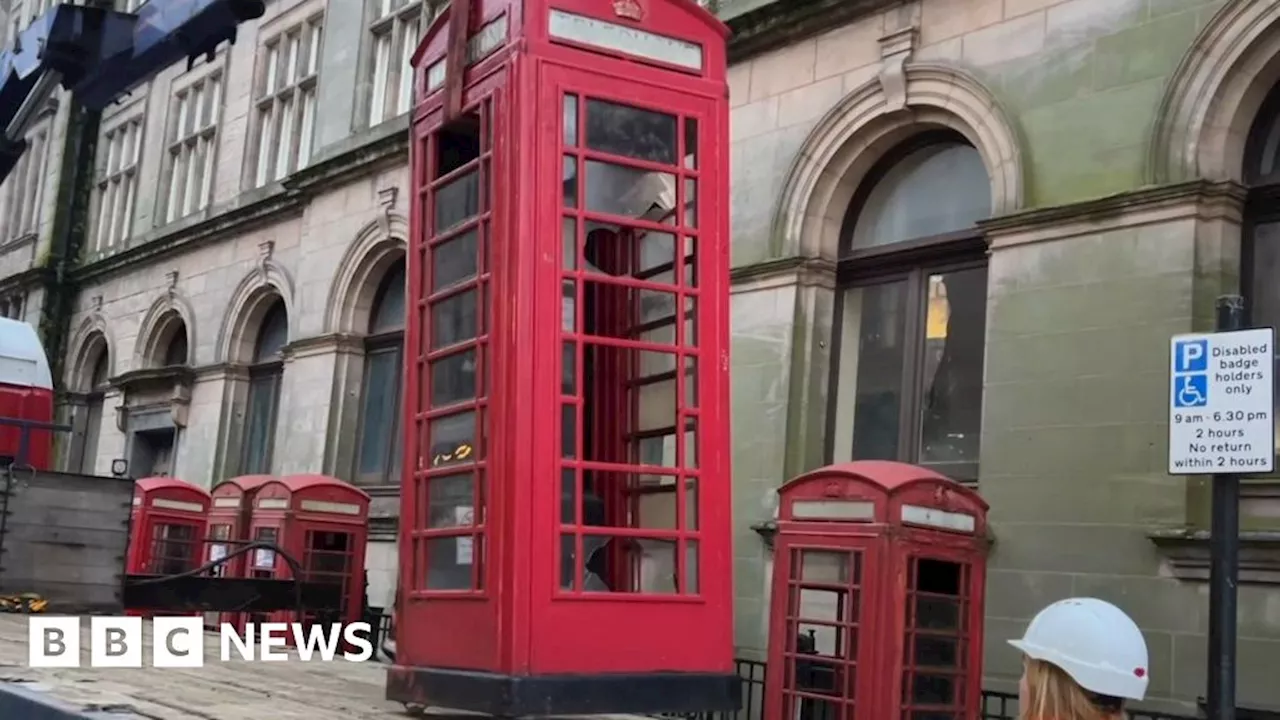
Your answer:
(1173, 339), (1208, 373)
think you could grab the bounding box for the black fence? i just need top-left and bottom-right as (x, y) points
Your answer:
(671, 658), (1279, 720)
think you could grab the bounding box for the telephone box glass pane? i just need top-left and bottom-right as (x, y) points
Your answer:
(783, 547), (862, 717)
(901, 557), (969, 719)
(558, 91), (702, 597)
(584, 98), (676, 164)
(415, 103), (492, 594)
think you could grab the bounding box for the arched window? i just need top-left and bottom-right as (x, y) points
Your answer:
(829, 132), (990, 481)
(1242, 82), (1280, 445)
(356, 260), (405, 486)
(80, 347), (110, 475)
(241, 298), (287, 474)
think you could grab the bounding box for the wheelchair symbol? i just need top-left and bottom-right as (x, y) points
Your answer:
(1174, 374), (1208, 408)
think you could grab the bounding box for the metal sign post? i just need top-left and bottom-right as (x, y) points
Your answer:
(1168, 295), (1276, 720)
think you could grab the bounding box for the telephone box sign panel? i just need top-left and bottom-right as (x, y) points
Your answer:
(151, 498), (204, 513)
(900, 504), (976, 533)
(212, 497), (240, 508)
(426, 14), (510, 93)
(790, 499), (875, 521)
(299, 499), (361, 515)
(1167, 328), (1276, 475)
(258, 497), (288, 509)
(548, 9), (703, 71)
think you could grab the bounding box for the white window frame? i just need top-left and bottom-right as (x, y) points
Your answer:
(367, 0), (431, 128)
(92, 116), (144, 252)
(0, 120), (51, 244)
(163, 72), (222, 224)
(251, 15), (323, 188)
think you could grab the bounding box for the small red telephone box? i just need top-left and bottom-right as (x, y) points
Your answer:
(390, 0), (733, 715)
(206, 474), (275, 631)
(247, 474), (370, 636)
(765, 461), (990, 720)
(127, 476), (211, 577)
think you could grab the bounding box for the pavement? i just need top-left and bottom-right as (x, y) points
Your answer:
(0, 615), (408, 719)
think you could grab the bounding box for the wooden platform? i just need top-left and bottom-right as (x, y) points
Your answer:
(0, 615), (408, 719)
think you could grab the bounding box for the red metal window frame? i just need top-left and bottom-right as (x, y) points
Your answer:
(898, 554), (972, 719)
(777, 543), (869, 719)
(409, 94), (495, 597)
(555, 82), (704, 598)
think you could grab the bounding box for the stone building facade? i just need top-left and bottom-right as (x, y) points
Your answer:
(0, 0), (1279, 712)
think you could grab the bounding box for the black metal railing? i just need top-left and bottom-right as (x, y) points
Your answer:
(660, 659), (1280, 720)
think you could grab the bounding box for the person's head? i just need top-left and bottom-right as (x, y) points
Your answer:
(1009, 598), (1149, 720)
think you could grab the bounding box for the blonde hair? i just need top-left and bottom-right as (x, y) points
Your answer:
(1021, 658), (1127, 720)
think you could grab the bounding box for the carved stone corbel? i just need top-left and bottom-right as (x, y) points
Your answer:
(257, 240), (275, 284)
(169, 383), (192, 428)
(377, 186), (399, 235)
(878, 27), (918, 114)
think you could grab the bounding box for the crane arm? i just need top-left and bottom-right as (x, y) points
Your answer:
(0, 0), (265, 184)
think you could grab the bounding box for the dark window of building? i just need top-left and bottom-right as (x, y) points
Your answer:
(80, 349), (110, 475)
(356, 260), (406, 486)
(828, 132), (990, 481)
(241, 298), (287, 474)
(1241, 82), (1280, 456)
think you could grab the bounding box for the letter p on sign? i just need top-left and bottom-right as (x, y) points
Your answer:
(1175, 339), (1208, 373)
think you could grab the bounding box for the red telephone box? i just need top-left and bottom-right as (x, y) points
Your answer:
(389, 0), (733, 715)
(248, 474), (370, 637)
(206, 474), (275, 631)
(127, 476), (211, 576)
(765, 461), (990, 720)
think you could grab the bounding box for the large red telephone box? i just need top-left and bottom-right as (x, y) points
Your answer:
(389, 0), (733, 715)
(765, 461), (990, 720)
(127, 476), (211, 576)
(248, 474), (370, 636)
(206, 474), (275, 631)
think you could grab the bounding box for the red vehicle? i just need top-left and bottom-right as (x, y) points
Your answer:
(0, 317), (54, 470)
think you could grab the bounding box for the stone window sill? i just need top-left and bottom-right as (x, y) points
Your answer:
(1148, 529), (1280, 585)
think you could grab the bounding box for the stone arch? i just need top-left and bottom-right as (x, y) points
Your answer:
(325, 215), (408, 335)
(134, 291), (196, 368)
(772, 62), (1023, 261)
(66, 313), (114, 392)
(1149, 1), (1280, 184)
(216, 260), (297, 364)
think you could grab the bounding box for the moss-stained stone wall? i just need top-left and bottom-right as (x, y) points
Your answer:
(723, 0), (1280, 708)
(726, 0), (1229, 270)
(728, 277), (798, 653)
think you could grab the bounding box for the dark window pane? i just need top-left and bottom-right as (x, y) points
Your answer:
(433, 229), (477, 290)
(849, 143), (989, 251)
(431, 290), (477, 348)
(435, 170), (480, 232)
(919, 267), (987, 476)
(585, 98), (677, 165)
(833, 280), (908, 462)
(370, 262), (407, 334)
(242, 372), (280, 474)
(1251, 222), (1280, 450)
(427, 473), (474, 529)
(431, 349), (476, 408)
(253, 301), (288, 363)
(357, 348), (401, 482)
(163, 327), (188, 366)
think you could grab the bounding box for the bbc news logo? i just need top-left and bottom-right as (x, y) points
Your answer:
(28, 617), (374, 668)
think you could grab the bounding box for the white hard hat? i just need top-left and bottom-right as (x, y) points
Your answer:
(1008, 597), (1149, 701)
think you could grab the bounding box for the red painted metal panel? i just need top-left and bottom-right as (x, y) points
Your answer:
(766, 461), (990, 720)
(402, 0), (730, 681)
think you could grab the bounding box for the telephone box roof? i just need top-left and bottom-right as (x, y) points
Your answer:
(135, 476), (211, 498)
(780, 460), (989, 508)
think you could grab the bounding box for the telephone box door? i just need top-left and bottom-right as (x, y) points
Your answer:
(767, 537), (884, 720)
(893, 544), (986, 720)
